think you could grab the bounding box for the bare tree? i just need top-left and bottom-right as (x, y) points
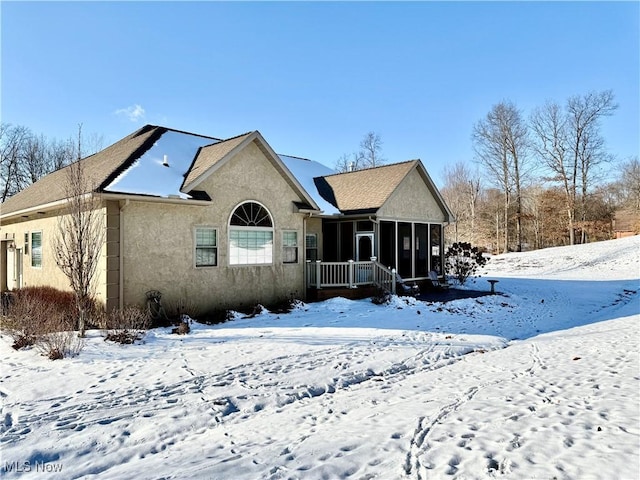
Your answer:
(47, 137), (76, 171)
(616, 157), (640, 212)
(22, 134), (50, 185)
(530, 101), (576, 243)
(473, 101), (528, 252)
(0, 124), (30, 200)
(335, 151), (365, 173)
(53, 130), (104, 337)
(335, 131), (385, 172)
(566, 90), (617, 243)
(441, 162), (482, 244)
(359, 131), (385, 168)
(0, 124), (102, 202)
(531, 90), (617, 244)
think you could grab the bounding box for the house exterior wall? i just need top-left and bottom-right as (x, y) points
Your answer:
(120, 140), (307, 313)
(377, 168), (446, 222)
(0, 206), (109, 305)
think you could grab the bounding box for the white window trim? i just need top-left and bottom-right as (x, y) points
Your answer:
(282, 230), (299, 264)
(228, 201), (275, 267)
(193, 226), (218, 268)
(31, 230), (42, 269)
(228, 226), (274, 266)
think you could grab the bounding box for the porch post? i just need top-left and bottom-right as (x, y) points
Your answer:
(315, 260), (322, 289)
(391, 268), (397, 295)
(348, 259), (354, 288)
(370, 256), (377, 285)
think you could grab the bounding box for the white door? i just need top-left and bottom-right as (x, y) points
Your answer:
(356, 233), (374, 261)
(6, 248), (16, 290)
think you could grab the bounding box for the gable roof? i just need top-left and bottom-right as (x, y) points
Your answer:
(311, 160), (454, 221)
(182, 130), (320, 211)
(313, 161), (418, 214)
(181, 132), (253, 190)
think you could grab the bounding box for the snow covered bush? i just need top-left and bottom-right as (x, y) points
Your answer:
(171, 319), (190, 335)
(445, 242), (488, 285)
(36, 329), (85, 360)
(0, 287), (85, 359)
(1, 287), (74, 350)
(103, 305), (151, 344)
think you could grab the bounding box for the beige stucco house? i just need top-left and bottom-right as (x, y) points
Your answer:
(0, 125), (454, 314)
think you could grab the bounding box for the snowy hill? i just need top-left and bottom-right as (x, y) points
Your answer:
(1, 236), (638, 479)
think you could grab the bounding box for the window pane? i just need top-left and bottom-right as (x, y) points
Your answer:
(196, 247), (217, 266)
(195, 228), (217, 266)
(283, 232), (298, 263)
(230, 202), (273, 227)
(283, 231), (297, 247)
(283, 247), (298, 263)
(230, 229), (273, 264)
(305, 234), (317, 248)
(196, 228), (216, 247)
(31, 232), (42, 268)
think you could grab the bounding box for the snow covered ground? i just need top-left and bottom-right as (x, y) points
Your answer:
(1, 236), (638, 479)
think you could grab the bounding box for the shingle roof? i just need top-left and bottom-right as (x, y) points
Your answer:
(182, 132), (254, 190)
(314, 161), (418, 213)
(1, 125), (163, 216)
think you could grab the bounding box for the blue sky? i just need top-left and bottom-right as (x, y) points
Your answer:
(2, 1), (638, 185)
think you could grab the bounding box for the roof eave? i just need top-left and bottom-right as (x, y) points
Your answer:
(100, 192), (211, 206)
(0, 194), (95, 221)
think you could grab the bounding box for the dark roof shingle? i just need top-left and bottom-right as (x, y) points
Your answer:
(314, 161), (418, 213)
(1, 125), (162, 216)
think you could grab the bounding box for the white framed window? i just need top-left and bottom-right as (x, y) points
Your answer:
(283, 231), (298, 264)
(31, 231), (42, 268)
(229, 201), (273, 265)
(195, 227), (217, 267)
(305, 233), (318, 262)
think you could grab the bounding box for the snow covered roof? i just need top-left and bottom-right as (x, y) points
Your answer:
(279, 155), (340, 215)
(1, 124), (452, 221)
(104, 129), (220, 199)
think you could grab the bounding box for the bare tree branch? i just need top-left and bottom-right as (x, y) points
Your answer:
(52, 156), (105, 337)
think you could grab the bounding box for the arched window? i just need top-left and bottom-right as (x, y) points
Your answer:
(230, 202), (273, 228)
(229, 201), (273, 265)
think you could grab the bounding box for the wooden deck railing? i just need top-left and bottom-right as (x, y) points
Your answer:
(306, 258), (396, 295)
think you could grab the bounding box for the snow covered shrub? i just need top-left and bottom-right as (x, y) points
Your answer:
(104, 305), (150, 344)
(36, 329), (85, 360)
(371, 288), (392, 305)
(2, 288), (71, 350)
(445, 242), (488, 285)
(0, 287), (85, 359)
(171, 319), (190, 335)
